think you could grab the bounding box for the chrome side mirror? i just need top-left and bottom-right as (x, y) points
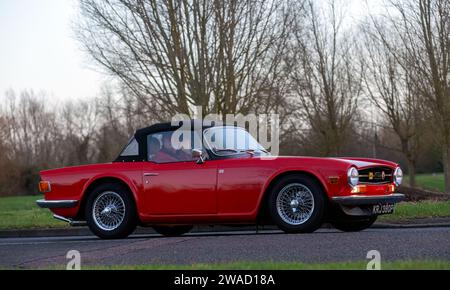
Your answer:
(192, 149), (205, 164)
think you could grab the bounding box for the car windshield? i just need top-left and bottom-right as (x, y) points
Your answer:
(203, 126), (269, 156)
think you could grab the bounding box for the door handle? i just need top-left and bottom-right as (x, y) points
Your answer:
(144, 173), (159, 177)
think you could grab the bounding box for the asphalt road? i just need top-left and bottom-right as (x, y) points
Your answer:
(0, 227), (449, 269)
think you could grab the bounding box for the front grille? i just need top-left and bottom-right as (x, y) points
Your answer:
(358, 167), (393, 184)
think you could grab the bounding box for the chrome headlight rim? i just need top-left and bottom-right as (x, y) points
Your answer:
(393, 167), (403, 186)
(347, 167), (359, 187)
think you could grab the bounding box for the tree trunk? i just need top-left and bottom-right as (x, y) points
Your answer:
(443, 145), (450, 193)
(407, 158), (416, 188)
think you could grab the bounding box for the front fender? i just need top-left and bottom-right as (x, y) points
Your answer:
(256, 167), (332, 214)
(81, 172), (142, 208)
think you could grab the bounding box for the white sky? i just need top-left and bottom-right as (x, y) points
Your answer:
(0, 0), (384, 101)
(0, 0), (103, 100)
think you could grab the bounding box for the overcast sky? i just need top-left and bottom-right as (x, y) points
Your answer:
(0, 0), (383, 101)
(0, 0), (103, 100)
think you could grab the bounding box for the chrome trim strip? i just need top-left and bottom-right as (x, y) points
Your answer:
(144, 173), (159, 177)
(53, 214), (71, 223)
(36, 199), (79, 209)
(53, 215), (87, 227)
(358, 181), (392, 185)
(331, 193), (405, 206)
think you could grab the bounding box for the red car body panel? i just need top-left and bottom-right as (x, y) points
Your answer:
(40, 156), (399, 225)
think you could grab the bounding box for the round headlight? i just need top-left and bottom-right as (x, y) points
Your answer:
(347, 167), (359, 187)
(394, 167), (403, 186)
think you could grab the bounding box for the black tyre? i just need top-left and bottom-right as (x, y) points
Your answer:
(153, 225), (193, 237)
(85, 182), (138, 239)
(331, 215), (377, 232)
(268, 174), (325, 233)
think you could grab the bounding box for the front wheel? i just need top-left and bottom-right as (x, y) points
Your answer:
(268, 174), (325, 233)
(331, 216), (377, 232)
(153, 225), (193, 237)
(85, 183), (137, 239)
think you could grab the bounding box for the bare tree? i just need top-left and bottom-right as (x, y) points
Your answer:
(288, 0), (362, 156)
(0, 90), (117, 195)
(60, 99), (100, 165)
(94, 86), (132, 162)
(2, 91), (60, 166)
(76, 0), (296, 119)
(375, 0), (450, 192)
(361, 18), (424, 187)
(0, 90), (64, 193)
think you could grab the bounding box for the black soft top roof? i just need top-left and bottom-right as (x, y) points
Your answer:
(115, 119), (243, 162)
(134, 119), (223, 139)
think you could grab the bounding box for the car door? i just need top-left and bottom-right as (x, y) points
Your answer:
(202, 126), (274, 215)
(215, 158), (272, 215)
(142, 130), (218, 215)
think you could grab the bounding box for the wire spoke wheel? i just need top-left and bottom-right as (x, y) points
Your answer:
(276, 183), (315, 226)
(93, 191), (126, 231)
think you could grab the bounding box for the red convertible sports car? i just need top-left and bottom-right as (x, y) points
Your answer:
(37, 120), (405, 239)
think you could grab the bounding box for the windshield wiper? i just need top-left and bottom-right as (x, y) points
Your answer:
(239, 149), (270, 155)
(214, 148), (239, 153)
(214, 148), (270, 155)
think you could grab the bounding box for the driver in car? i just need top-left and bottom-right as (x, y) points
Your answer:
(154, 132), (191, 163)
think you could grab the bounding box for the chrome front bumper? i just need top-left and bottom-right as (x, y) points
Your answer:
(331, 193), (405, 206)
(36, 199), (79, 209)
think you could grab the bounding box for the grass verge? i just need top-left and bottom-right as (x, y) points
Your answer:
(0, 195), (67, 230)
(404, 173), (444, 192)
(379, 200), (450, 222)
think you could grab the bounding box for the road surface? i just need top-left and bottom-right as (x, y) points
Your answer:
(0, 227), (449, 269)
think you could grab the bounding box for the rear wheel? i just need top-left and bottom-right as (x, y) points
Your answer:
(268, 174), (325, 233)
(153, 225), (193, 237)
(331, 215), (377, 232)
(85, 183), (137, 239)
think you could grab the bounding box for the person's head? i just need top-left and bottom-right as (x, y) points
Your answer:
(162, 132), (175, 152)
(148, 137), (160, 157)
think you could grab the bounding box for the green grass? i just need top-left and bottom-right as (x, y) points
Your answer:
(0, 195), (67, 230)
(52, 260), (450, 270)
(379, 200), (450, 222)
(404, 173), (445, 192)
